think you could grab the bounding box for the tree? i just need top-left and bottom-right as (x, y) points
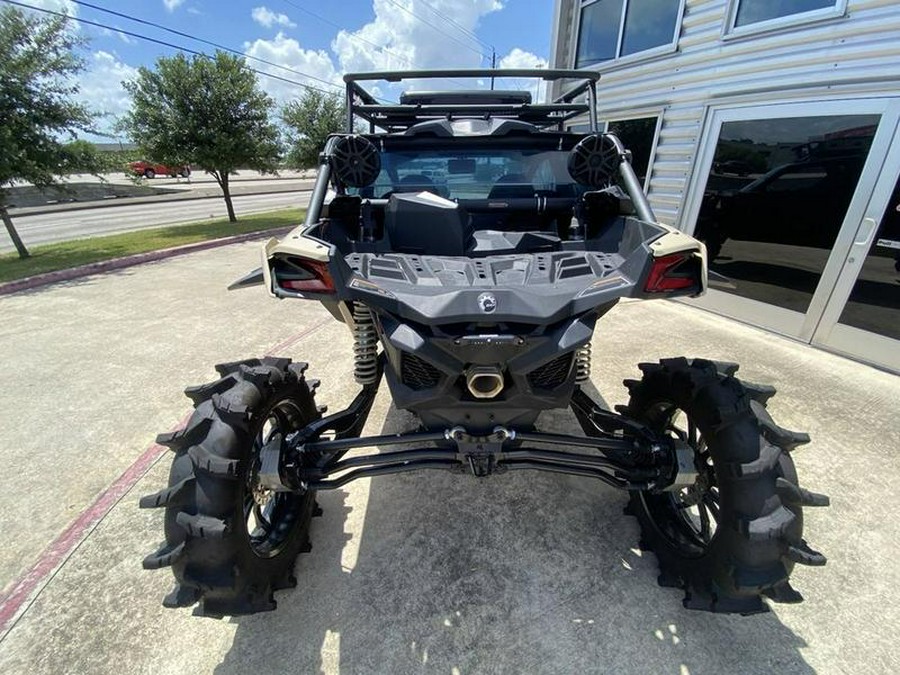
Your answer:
(0, 7), (93, 259)
(281, 89), (346, 170)
(121, 52), (281, 223)
(60, 140), (105, 174)
(60, 141), (139, 175)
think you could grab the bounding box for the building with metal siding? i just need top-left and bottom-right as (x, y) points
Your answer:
(550, 0), (900, 371)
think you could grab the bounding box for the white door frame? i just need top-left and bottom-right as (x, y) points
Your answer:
(679, 96), (900, 341)
(810, 119), (900, 371)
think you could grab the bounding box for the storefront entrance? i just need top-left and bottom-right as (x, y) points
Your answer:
(682, 97), (900, 372)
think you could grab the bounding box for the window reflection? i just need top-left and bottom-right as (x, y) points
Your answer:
(606, 116), (658, 184)
(576, 0), (623, 68)
(837, 177), (900, 340)
(576, 0), (680, 68)
(622, 0), (681, 56)
(735, 0), (836, 27)
(695, 115), (879, 314)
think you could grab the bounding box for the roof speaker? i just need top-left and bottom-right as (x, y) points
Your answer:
(330, 135), (381, 188)
(567, 133), (622, 188)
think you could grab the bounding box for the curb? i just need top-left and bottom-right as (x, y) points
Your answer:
(0, 227), (292, 297)
(9, 184), (314, 218)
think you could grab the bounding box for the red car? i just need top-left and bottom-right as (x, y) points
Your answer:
(127, 160), (191, 179)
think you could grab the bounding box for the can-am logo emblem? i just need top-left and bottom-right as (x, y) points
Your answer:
(477, 292), (497, 313)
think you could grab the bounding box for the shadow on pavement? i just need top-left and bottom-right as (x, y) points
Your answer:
(216, 396), (813, 674)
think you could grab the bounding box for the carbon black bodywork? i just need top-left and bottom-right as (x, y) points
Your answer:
(270, 210), (689, 430)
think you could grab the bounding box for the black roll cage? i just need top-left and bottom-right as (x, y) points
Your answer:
(343, 69), (601, 133)
(301, 69), (655, 226)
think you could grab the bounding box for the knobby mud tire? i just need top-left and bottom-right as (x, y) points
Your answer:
(621, 357), (828, 614)
(140, 357), (322, 617)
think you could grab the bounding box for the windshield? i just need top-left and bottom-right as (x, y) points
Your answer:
(349, 147), (582, 200)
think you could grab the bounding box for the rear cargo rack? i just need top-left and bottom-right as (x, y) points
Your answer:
(343, 69), (601, 133)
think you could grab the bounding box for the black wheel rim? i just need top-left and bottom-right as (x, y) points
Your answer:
(640, 402), (720, 557)
(243, 398), (308, 558)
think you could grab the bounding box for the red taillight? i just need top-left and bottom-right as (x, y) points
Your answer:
(278, 259), (336, 294)
(644, 253), (697, 293)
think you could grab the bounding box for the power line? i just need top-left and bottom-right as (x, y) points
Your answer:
(414, 0), (495, 53)
(6, 0), (519, 108)
(71, 0), (499, 97)
(277, 0), (472, 91)
(279, 0), (412, 69)
(2, 0), (338, 97)
(60, 0), (343, 94)
(381, 0), (490, 62)
(377, 0), (513, 92)
(281, 0), (493, 61)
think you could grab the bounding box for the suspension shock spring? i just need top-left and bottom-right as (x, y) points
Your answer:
(575, 343), (592, 383)
(353, 303), (379, 385)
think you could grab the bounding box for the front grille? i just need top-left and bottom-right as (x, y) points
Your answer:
(401, 353), (443, 390)
(528, 353), (573, 390)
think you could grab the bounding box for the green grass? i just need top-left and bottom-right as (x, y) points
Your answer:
(0, 208), (305, 283)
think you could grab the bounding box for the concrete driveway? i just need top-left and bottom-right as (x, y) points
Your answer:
(0, 242), (897, 674)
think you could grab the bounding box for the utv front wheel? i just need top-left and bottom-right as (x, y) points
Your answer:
(623, 358), (828, 613)
(141, 357), (321, 617)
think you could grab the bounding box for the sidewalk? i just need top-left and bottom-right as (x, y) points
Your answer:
(0, 241), (897, 674)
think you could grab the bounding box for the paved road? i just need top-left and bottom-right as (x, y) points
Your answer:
(1, 191), (311, 253)
(10, 170), (315, 188)
(134, 171), (316, 188)
(0, 242), (898, 673)
(82, 172), (316, 193)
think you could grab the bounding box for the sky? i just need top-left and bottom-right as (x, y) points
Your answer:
(18, 0), (555, 141)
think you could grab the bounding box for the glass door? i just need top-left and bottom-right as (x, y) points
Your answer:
(682, 98), (900, 352)
(811, 125), (900, 372)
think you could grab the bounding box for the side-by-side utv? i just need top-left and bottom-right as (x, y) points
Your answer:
(140, 70), (828, 618)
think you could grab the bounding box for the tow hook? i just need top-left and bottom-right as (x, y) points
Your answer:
(447, 426), (512, 477)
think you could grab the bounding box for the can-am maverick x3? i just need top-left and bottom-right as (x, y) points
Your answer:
(141, 70), (828, 618)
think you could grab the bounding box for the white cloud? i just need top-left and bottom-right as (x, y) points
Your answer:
(332, 0), (504, 75)
(243, 32), (340, 107)
(23, 0), (77, 14)
(20, 0), (79, 31)
(99, 26), (136, 45)
(162, 0), (185, 12)
(498, 47), (548, 70)
(241, 2), (550, 110)
(251, 6), (297, 29)
(76, 50), (139, 137)
(498, 48), (549, 102)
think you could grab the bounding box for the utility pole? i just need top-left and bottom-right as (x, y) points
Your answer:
(490, 48), (496, 90)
